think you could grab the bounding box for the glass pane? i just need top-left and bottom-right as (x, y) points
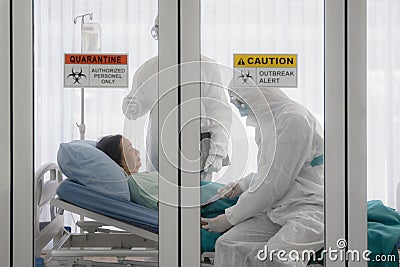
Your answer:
(200, 0), (324, 265)
(34, 0), (159, 265)
(367, 1), (400, 264)
(367, 0), (400, 207)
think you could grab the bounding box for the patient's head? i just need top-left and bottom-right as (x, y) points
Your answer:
(96, 134), (141, 174)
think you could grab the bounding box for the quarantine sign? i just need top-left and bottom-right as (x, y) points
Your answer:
(233, 54), (297, 88)
(64, 54), (128, 88)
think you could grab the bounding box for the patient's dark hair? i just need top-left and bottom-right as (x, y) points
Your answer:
(96, 134), (123, 166)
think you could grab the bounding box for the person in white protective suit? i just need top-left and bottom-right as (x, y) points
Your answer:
(122, 16), (232, 180)
(201, 82), (324, 266)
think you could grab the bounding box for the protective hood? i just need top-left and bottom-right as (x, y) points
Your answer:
(228, 78), (283, 193)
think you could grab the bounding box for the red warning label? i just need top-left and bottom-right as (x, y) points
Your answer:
(64, 53), (129, 88)
(65, 54), (128, 65)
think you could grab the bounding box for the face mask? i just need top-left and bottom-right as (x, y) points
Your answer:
(246, 113), (258, 126)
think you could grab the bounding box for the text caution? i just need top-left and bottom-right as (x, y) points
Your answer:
(233, 54), (297, 88)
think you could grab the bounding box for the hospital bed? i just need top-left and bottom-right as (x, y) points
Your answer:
(36, 162), (324, 267)
(35, 162), (215, 267)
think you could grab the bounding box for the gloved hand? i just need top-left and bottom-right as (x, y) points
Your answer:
(201, 214), (232, 233)
(217, 181), (242, 199)
(122, 96), (141, 120)
(204, 154), (223, 173)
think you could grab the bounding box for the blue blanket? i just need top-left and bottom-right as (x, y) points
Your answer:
(367, 200), (400, 267)
(200, 180), (238, 252)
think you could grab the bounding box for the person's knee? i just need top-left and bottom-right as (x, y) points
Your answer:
(215, 233), (230, 250)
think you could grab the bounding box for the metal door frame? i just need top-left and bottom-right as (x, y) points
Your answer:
(325, 0), (367, 266)
(12, 0), (34, 265)
(0, 0), (11, 266)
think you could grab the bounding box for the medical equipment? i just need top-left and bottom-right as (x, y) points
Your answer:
(35, 163), (161, 267)
(35, 163), (215, 266)
(73, 13), (101, 140)
(34, 161), (332, 266)
(81, 24), (101, 52)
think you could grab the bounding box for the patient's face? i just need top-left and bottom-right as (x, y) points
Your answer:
(121, 137), (142, 174)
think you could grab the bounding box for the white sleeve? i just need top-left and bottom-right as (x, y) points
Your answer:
(122, 57), (158, 119)
(201, 60), (232, 158)
(237, 172), (256, 192)
(225, 115), (314, 225)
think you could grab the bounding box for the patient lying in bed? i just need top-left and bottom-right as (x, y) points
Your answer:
(96, 134), (238, 252)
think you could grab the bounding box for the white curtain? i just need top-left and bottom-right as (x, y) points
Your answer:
(367, 0), (400, 209)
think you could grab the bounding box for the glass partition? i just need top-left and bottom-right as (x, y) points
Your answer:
(28, 0), (365, 266)
(367, 0), (400, 208)
(34, 0), (160, 265)
(200, 0), (325, 265)
(366, 1), (400, 265)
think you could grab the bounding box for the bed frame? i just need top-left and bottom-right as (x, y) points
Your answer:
(35, 163), (214, 267)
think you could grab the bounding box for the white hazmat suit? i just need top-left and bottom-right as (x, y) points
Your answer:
(214, 86), (324, 266)
(122, 56), (232, 178)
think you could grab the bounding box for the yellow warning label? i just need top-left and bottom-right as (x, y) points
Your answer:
(234, 54), (297, 68)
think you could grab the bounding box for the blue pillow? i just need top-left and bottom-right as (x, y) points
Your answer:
(57, 140), (130, 201)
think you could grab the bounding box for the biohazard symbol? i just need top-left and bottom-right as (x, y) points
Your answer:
(237, 70), (253, 84)
(237, 58), (245, 65)
(67, 67), (87, 84)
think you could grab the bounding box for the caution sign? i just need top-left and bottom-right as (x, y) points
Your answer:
(64, 54), (128, 88)
(233, 54), (297, 88)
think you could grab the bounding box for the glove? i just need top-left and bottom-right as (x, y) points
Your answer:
(201, 214), (232, 233)
(204, 154), (223, 173)
(122, 96), (141, 120)
(217, 181), (242, 199)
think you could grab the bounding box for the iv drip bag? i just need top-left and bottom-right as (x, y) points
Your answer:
(81, 22), (101, 52)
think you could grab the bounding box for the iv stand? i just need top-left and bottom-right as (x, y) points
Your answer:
(77, 88), (85, 140)
(73, 13), (96, 231)
(74, 13), (94, 140)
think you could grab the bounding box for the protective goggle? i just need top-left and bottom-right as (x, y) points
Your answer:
(151, 25), (159, 40)
(229, 92), (246, 110)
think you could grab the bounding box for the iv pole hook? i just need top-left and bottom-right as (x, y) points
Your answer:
(74, 13), (93, 24)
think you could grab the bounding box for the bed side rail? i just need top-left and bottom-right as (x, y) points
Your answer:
(34, 162), (65, 256)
